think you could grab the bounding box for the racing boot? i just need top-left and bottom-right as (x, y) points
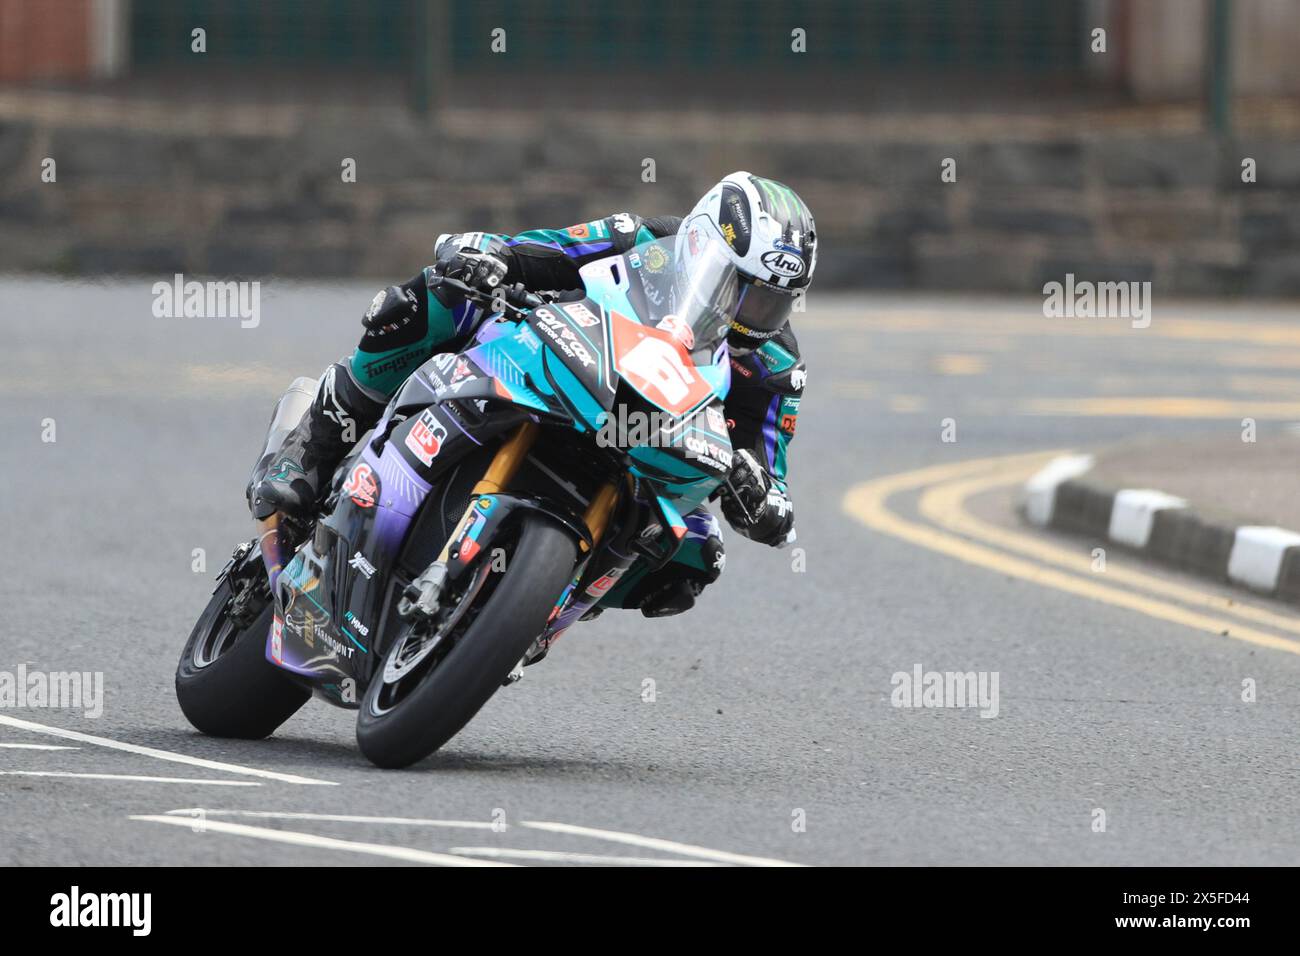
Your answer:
(249, 362), (386, 521)
(621, 508), (726, 618)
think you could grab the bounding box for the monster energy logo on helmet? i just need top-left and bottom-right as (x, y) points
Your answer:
(751, 176), (807, 224)
(749, 175), (816, 289)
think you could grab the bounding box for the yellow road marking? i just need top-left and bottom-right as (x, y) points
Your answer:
(841, 453), (1300, 657)
(829, 380), (878, 399)
(888, 395), (925, 413)
(1226, 375), (1300, 396)
(917, 462), (1300, 637)
(803, 311), (1300, 347)
(1020, 397), (1300, 419)
(1217, 349), (1300, 369)
(933, 353), (987, 376)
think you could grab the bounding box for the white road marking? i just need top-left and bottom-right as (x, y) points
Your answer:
(0, 715), (336, 786)
(0, 771), (260, 786)
(129, 814), (516, 866)
(521, 821), (806, 867)
(162, 808), (497, 829)
(452, 853), (722, 868)
(449, 847), (723, 866)
(0, 743), (79, 750)
(138, 809), (792, 867)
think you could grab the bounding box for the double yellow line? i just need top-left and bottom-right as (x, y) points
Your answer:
(842, 451), (1300, 656)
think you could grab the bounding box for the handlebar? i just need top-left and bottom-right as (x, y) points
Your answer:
(429, 274), (545, 315)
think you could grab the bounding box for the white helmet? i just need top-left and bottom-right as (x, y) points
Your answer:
(681, 171), (817, 348)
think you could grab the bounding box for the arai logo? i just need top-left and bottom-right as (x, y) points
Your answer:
(761, 250), (804, 279)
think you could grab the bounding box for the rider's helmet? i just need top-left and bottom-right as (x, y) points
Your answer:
(679, 172), (817, 353)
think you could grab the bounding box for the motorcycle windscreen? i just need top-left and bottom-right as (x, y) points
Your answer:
(582, 227), (735, 420)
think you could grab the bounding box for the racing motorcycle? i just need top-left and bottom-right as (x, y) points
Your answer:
(176, 227), (742, 767)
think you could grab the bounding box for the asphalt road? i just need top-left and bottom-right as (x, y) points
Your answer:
(2, 279), (1298, 866)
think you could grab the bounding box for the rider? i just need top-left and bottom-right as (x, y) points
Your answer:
(249, 172), (815, 617)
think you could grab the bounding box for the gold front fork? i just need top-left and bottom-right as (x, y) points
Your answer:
(437, 421), (539, 563)
(581, 479), (622, 553)
(442, 420), (622, 558)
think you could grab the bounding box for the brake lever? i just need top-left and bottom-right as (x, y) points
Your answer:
(431, 274), (538, 316)
(719, 474), (757, 525)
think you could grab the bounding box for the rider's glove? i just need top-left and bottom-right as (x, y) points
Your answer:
(435, 247), (509, 295)
(719, 449), (796, 548)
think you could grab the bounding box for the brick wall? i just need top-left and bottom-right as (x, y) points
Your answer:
(1, 105), (1297, 296)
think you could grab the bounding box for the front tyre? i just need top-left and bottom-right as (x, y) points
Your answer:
(176, 577), (310, 739)
(356, 516), (578, 768)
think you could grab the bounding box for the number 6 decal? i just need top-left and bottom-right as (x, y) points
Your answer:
(610, 311), (712, 416)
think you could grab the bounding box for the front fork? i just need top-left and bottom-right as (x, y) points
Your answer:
(399, 421), (622, 620)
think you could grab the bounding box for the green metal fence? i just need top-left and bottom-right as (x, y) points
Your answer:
(131, 0), (1089, 70)
(131, 0), (411, 68)
(130, 0), (1090, 108)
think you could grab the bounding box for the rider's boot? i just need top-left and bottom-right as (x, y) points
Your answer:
(248, 362), (386, 521)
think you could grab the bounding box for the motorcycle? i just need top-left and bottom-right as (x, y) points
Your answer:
(175, 227), (743, 767)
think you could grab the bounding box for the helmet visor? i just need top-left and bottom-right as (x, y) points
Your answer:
(731, 279), (795, 340)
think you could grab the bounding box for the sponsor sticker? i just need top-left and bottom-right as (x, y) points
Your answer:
(514, 325), (541, 352)
(656, 314), (695, 349)
(348, 551), (377, 579)
(534, 308), (595, 368)
(404, 410), (447, 467)
(761, 249), (805, 279)
(684, 434), (733, 471)
(705, 405), (728, 434)
(643, 245), (669, 273)
(585, 566), (625, 597)
(343, 462), (378, 508)
(562, 302), (602, 328)
(451, 357), (474, 383)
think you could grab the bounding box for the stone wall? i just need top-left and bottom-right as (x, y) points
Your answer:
(1, 104), (1298, 296)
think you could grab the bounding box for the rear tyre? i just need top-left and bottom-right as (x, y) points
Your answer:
(176, 577), (310, 739)
(356, 516), (578, 768)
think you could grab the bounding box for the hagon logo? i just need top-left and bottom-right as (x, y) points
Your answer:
(343, 462), (378, 508)
(761, 250), (804, 279)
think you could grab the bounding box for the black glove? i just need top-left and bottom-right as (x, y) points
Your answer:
(435, 248), (509, 295)
(719, 449), (796, 547)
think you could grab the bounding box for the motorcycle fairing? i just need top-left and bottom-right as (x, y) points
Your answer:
(263, 245), (738, 698)
(269, 436), (435, 695)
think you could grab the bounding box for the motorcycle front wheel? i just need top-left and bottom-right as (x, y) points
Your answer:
(176, 574), (310, 739)
(356, 515), (578, 768)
